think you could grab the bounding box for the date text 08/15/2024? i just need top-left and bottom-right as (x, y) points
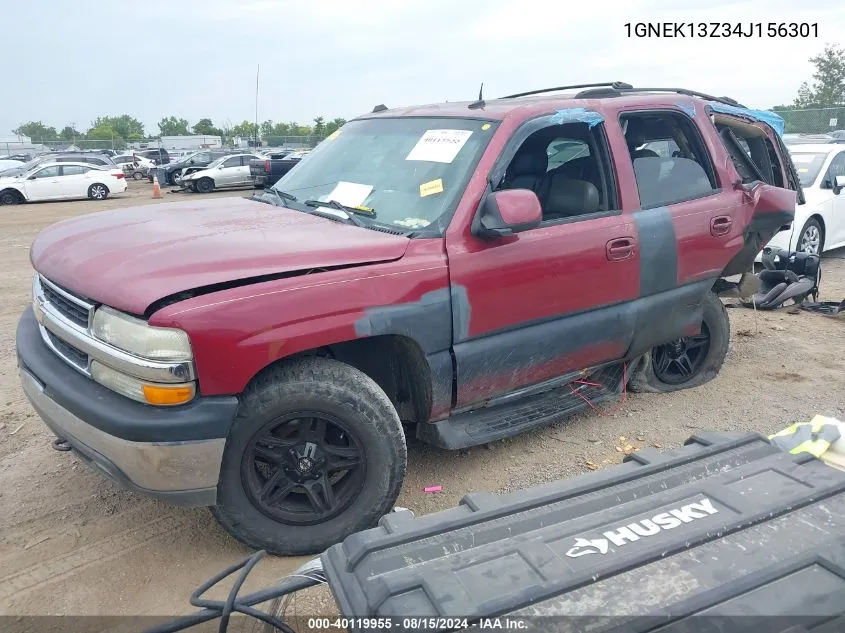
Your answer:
(625, 22), (818, 38)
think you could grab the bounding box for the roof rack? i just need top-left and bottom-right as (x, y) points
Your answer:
(572, 86), (745, 109)
(501, 82), (633, 99)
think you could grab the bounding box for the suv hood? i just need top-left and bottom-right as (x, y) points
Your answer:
(31, 197), (411, 315)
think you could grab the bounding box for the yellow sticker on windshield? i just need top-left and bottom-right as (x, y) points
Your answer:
(797, 168), (808, 173)
(326, 129), (341, 141)
(419, 178), (444, 197)
(481, 123), (491, 131)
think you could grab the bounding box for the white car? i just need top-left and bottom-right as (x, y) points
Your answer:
(113, 154), (154, 170)
(0, 162), (128, 205)
(180, 153), (263, 193)
(762, 143), (845, 256)
(0, 159), (24, 172)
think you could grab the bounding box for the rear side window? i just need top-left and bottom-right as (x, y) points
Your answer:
(86, 157), (107, 165)
(620, 111), (718, 209)
(61, 165), (88, 176)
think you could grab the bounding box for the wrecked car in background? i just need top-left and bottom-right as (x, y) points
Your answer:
(180, 153), (263, 193)
(17, 82), (801, 557)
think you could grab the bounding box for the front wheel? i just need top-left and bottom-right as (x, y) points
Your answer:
(212, 357), (407, 555)
(0, 189), (22, 205)
(88, 183), (109, 200)
(132, 171), (145, 181)
(196, 177), (214, 194)
(629, 291), (729, 393)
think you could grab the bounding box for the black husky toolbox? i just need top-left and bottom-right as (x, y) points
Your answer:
(321, 431), (845, 632)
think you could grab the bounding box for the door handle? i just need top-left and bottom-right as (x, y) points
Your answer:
(606, 237), (635, 261)
(711, 215), (732, 236)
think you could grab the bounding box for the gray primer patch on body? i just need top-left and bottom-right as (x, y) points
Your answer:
(634, 206), (678, 297)
(354, 288), (453, 355)
(450, 284), (471, 343)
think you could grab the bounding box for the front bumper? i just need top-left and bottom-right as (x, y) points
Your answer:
(16, 307), (239, 506)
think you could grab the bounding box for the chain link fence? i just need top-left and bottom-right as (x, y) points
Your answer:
(4, 110), (842, 159)
(1, 135), (325, 159)
(775, 107), (845, 135)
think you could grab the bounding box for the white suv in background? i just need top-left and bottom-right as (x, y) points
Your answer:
(763, 143), (845, 255)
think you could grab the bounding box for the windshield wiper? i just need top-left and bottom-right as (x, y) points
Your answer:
(304, 198), (376, 219)
(303, 199), (368, 227)
(269, 188), (298, 208)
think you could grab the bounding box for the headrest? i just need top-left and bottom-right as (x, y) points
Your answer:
(625, 118), (648, 148)
(546, 178), (600, 216)
(511, 146), (548, 176)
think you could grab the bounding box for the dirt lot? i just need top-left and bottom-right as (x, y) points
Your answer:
(1, 180), (844, 620)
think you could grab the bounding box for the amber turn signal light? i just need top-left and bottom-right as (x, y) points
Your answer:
(142, 383), (195, 406)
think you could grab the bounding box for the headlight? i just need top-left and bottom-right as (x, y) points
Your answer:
(91, 361), (195, 406)
(91, 306), (192, 361)
(31, 276), (44, 323)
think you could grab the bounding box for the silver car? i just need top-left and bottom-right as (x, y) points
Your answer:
(179, 153), (263, 193)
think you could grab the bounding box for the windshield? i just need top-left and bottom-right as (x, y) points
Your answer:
(271, 117), (496, 230)
(790, 152), (828, 187)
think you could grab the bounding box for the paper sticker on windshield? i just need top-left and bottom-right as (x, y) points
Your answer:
(406, 130), (473, 163)
(326, 129), (341, 141)
(323, 181), (373, 207)
(419, 178), (444, 197)
(797, 168), (808, 173)
(394, 217), (431, 229)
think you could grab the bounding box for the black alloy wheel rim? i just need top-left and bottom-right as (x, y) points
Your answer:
(651, 322), (711, 385)
(242, 412), (366, 525)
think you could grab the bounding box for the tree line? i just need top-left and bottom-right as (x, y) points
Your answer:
(13, 45), (844, 145)
(11, 115), (347, 149)
(767, 44), (844, 134)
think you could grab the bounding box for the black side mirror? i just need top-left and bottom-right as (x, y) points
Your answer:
(834, 175), (845, 195)
(472, 188), (543, 239)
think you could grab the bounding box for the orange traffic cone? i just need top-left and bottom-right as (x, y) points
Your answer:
(152, 174), (162, 199)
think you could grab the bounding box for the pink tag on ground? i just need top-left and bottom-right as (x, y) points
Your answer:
(423, 485), (442, 494)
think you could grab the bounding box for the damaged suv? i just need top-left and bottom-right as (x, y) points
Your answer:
(16, 82), (802, 555)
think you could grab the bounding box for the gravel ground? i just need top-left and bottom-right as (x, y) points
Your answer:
(1, 180), (844, 621)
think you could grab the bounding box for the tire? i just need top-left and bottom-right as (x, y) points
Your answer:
(0, 189), (22, 205)
(796, 217), (824, 255)
(629, 291), (729, 393)
(87, 183), (109, 200)
(212, 357), (407, 555)
(196, 177), (214, 194)
(132, 171), (144, 181)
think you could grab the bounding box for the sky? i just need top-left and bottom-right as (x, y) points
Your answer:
(3, 0), (843, 137)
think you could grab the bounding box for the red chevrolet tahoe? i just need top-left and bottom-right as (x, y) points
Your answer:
(16, 83), (802, 555)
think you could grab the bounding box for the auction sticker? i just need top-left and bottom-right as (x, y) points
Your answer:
(419, 178), (444, 197)
(406, 129), (473, 163)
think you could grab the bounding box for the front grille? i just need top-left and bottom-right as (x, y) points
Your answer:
(45, 329), (89, 369)
(41, 282), (90, 328)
